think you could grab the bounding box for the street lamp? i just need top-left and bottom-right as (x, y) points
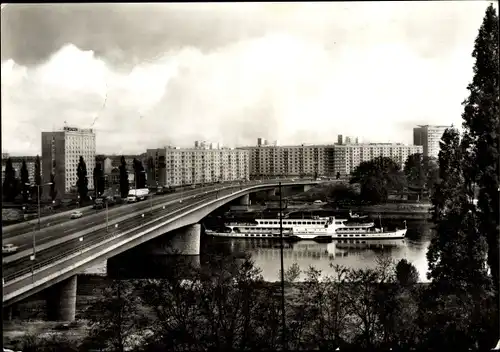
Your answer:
(26, 182), (53, 259)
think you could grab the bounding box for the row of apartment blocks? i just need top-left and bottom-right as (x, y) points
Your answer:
(240, 141), (423, 178)
(4, 125), (447, 198)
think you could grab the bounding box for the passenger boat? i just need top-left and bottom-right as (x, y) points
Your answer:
(205, 217), (406, 240)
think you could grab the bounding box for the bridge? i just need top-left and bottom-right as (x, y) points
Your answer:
(2, 179), (323, 321)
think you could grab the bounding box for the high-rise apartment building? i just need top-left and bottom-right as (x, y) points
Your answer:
(146, 146), (249, 187)
(1, 156), (38, 185)
(241, 139), (422, 179)
(41, 126), (96, 197)
(413, 125), (451, 159)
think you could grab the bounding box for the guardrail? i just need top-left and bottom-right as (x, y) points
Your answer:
(3, 180), (320, 284)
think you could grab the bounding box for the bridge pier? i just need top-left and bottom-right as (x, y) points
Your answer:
(267, 188), (276, 197)
(239, 194), (250, 206)
(46, 275), (77, 322)
(303, 185), (312, 192)
(152, 223), (201, 256)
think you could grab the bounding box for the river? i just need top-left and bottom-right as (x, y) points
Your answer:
(83, 211), (434, 283)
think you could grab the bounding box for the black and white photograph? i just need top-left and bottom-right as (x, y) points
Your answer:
(1, 2), (499, 351)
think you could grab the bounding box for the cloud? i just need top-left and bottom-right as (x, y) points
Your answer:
(1, 2), (493, 155)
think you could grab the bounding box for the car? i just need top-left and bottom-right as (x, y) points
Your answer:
(2, 244), (19, 254)
(70, 211), (83, 219)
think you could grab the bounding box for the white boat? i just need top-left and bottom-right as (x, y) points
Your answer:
(205, 217), (407, 240)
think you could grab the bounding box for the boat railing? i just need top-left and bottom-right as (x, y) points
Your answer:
(226, 222), (258, 226)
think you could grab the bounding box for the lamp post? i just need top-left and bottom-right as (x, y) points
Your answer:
(26, 182), (53, 259)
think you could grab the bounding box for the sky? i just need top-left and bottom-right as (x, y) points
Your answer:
(1, 2), (495, 155)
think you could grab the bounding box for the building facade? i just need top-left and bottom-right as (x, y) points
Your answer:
(41, 126), (96, 198)
(241, 139), (422, 179)
(146, 146), (249, 187)
(413, 125), (451, 159)
(1, 156), (38, 185)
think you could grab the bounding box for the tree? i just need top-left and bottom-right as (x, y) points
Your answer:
(427, 127), (489, 291)
(2, 158), (18, 202)
(133, 158), (146, 189)
(93, 162), (105, 196)
(395, 259), (419, 287)
(49, 173), (57, 201)
(76, 156), (89, 201)
(424, 127), (493, 350)
(460, 4), (499, 294)
(350, 156), (406, 204)
(19, 160), (30, 203)
(336, 171), (341, 180)
(119, 156), (129, 198)
(34, 155), (42, 200)
(404, 153), (440, 199)
(83, 279), (147, 352)
(147, 156), (155, 188)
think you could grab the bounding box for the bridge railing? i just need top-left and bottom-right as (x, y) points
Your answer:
(3, 180), (318, 284)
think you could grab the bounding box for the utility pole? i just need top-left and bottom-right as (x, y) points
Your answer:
(279, 182), (286, 350)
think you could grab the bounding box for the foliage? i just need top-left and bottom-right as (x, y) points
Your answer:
(2, 157), (18, 202)
(93, 162), (105, 196)
(350, 156), (406, 204)
(427, 127), (490, 292)
(34, 155), (42, 200)
(133, 158), (146, 189)
(49, 173), (57, 201)
(83, 279), (148, 352)
(327, 183), (359, 204)
(147, 156), (155, 187)
(279, 262), (301, 283)
(20, 159), (30, 202)
(76, 156), (89, 201)
(395, 259), (419, 287)
(404, 153), (439, 198)
(460, 3), (500, 293)
(119, 156), (129, 198)
(18, 333), (79, 352)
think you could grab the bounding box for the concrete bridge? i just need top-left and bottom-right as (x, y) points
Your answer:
(2, 179), (322, 321)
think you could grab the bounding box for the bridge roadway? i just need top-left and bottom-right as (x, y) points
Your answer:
(2, 180), (320, 308)
(1, 184), (237, 253)
(2, 184), (235, 240)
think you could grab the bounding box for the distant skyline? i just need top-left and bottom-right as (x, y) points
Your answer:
(1, 2), (495, 155)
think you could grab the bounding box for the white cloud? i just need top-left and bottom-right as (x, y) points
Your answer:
(1, 2), (492, 155)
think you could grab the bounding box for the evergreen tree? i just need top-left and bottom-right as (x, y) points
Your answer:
(34, 155), (42, 200)
(133, 158), (146, 189)
(119, 156), (129, 198)
(93, 162), (105, 196)
(20, 160), (30, 202)
(2, 158), (17, 202)
(460, 4), (499, 292)
(77, 156), (89, 201)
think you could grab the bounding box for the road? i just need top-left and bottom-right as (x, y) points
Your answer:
(1, 185), (232, 247)
(1, 184), (233, 240)
(3, 187), (239, 295)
